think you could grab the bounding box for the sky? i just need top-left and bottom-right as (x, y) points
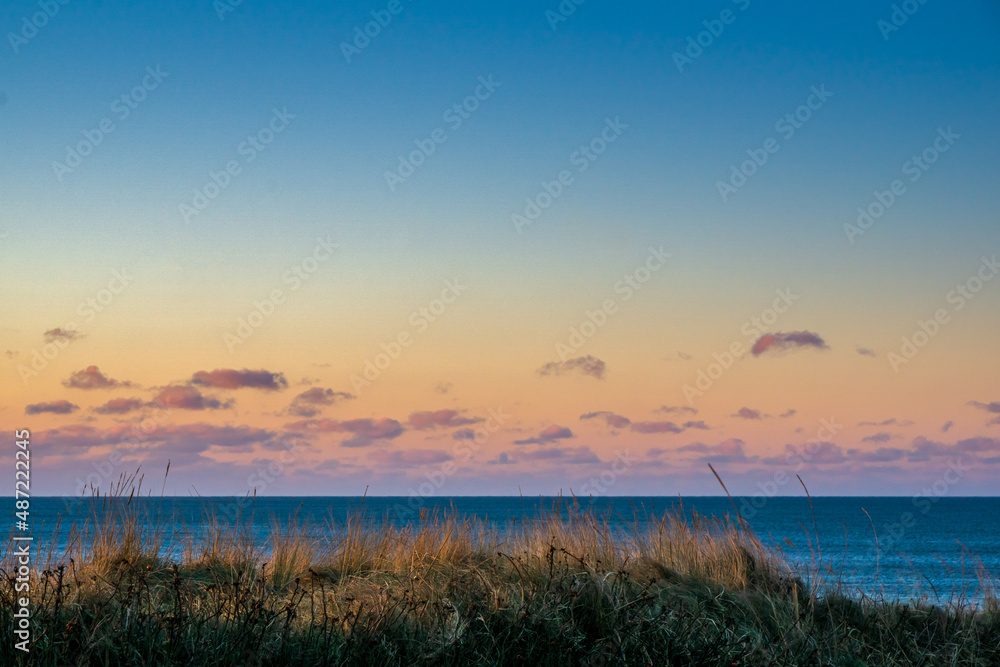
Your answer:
(2, 0), (999, 497)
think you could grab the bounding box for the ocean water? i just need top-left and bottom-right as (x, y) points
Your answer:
(26, 496), (1000, 604)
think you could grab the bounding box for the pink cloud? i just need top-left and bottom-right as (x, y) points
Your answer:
(580, 411), (631, 429)
(286, 417), (405, 447)
(33, 424), (115, 454)
(537, 355), (606, 380)
(751, 331), (827, 356)
(192, 368), (287, 390)
(969, 401), (1000, 425)
(63, 365), (133, 389)
(656, 405), (698, 415)
(34, 422), (277, 457)
(763, 442), (846, 466)
(25, 400), (78, 415)
(93, 397), (145, 415)
(43, 327), (84, 343)
(514, 425), (574, 445)
(583, 412), (708, 434)
(153, 386), (230, 410)
(630, 421), (683, 434)
(678, 438), (756, 464)
(407, 409), (482, 430)
(287, 387), (355, 417)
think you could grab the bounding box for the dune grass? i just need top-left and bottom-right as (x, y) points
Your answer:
(0, 476), (998, 665)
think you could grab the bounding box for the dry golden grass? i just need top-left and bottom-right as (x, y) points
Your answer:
(1, 472), (997, 665)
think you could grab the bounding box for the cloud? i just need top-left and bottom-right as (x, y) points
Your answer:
(434, 382), (453, 394)
(287, 387), (354, 417)
(779, 409), (797, 418)
(762, 441), (846, 466)
(452, 428), (477, 440)
(488, 452), (514, 465)
(582, 412), (706, 434)
(969, 401), (1000, 425)
(954, 437), (1000, 453)
(847, 447), (905, 463)
(906, 436), (1000, 463)
(371, 449), (452, 467)
(751, 331), (828, 357)
(514, 425), (574, 445)
(93, 397), (145, 415)
(63, 366), (133, 390)
(43, 328), (84, 344)
(858, 418), (914, 427)
(407, 409), (482, 430)
(942, 421), (954, 433)
(520, 446), (600, 464)
(678, 438), (756, 464)
(580, 411), (631, 429)
(286, 417), (405, 448)
(191, 368), (287, 391)
(25, 400), (78, 415)
(537, 355), (606, 380)
(862, 432), (894, 443)
(32, 424), (109, 452)
(153, 386), (231, 410)
(856, 347), (877, 357)
(630, 421), (683, 434)
(33, 422), (281, 459)
(655, 405), (698, 415)
(732, 407), (763, 420)
(136, 423), (278, 454)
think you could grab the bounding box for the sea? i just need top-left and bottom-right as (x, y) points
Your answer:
(26, 496), (1000, 606)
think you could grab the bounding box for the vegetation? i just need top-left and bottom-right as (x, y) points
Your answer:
(1, 472), (997, 665)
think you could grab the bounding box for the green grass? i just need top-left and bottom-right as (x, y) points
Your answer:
(1, 473), (998, 665)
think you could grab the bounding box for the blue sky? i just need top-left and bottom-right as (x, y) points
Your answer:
(3, 1), (1000, 495)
